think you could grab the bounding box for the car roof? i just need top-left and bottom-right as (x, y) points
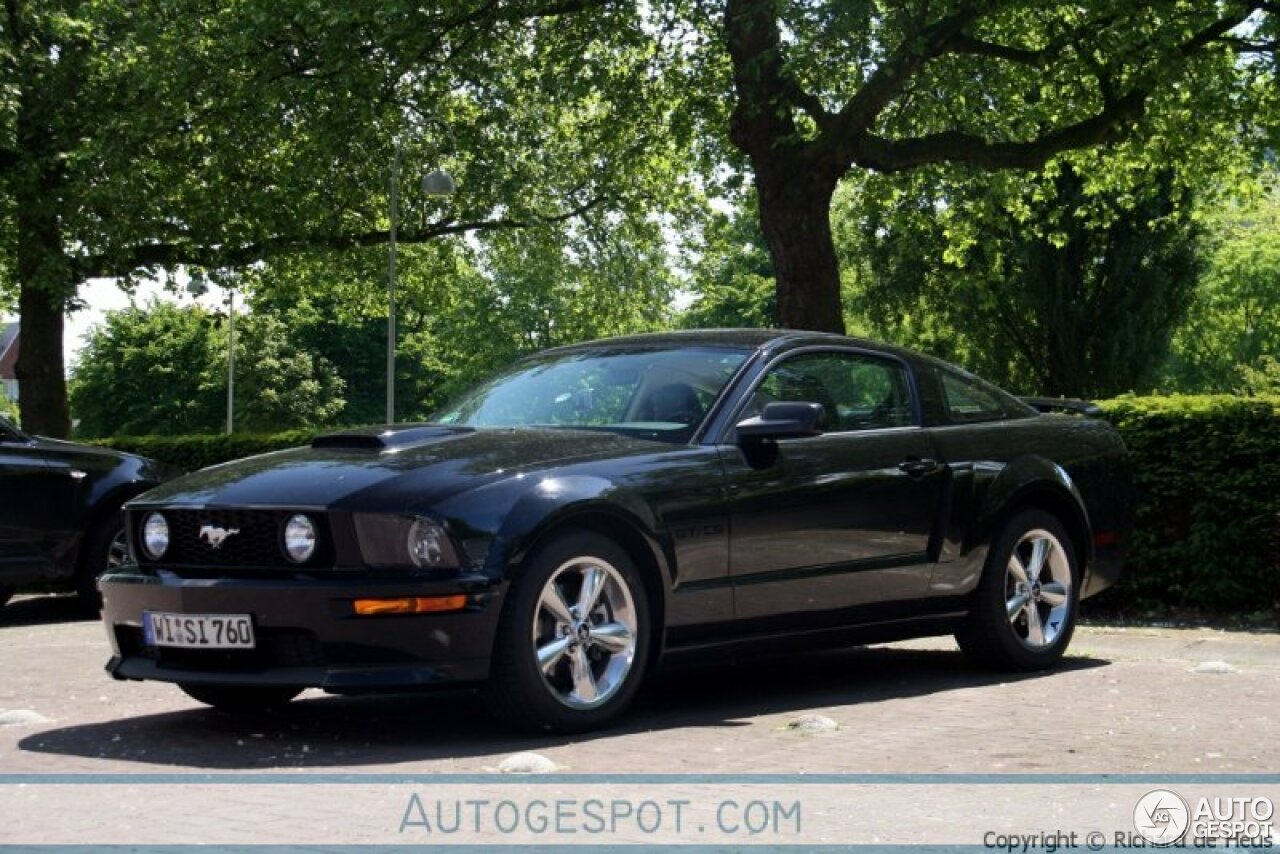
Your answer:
(538, 328), (927, 363)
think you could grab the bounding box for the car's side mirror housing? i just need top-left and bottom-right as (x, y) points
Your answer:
(736, 402), (826, 442)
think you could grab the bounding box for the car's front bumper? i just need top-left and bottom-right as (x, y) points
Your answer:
(99, 567), (505, 691)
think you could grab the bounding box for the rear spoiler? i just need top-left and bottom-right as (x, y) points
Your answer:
(1020, 396), (1104, 417)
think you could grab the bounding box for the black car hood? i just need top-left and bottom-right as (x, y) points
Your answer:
(29, 435), (147, 467)
(131, 426), (663, 510)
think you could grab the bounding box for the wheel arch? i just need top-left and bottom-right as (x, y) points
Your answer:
(973, 458), (1093, 579)
(500, 502), (672, 668)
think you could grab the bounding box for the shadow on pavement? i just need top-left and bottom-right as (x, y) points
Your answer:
(0, 594), (96, 628)
(17, 646), (1108, 770)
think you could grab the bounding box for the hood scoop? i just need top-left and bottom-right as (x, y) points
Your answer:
(312, 424), (475, 451)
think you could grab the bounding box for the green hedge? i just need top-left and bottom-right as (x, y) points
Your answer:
(94, 396), (1280, 613)
(1097, 395), (1280, 613)
(96, 430), (317, 473)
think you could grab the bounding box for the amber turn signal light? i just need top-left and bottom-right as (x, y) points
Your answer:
(353, 595), (467, 615)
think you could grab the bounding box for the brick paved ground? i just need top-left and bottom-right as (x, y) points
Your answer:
(1, 594), (1276, 845)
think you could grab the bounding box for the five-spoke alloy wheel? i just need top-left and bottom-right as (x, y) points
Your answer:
(487, 530), (651, 732)
(533, 556), (639, 710)
(1004, 527), (1073, 651)
(956, 509), (1080, 671)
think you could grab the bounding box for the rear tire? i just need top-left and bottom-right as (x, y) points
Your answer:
(75, 511), (129, 611)
(179, 683), (302, 713)
(485, 530), (651, 733)
(956, 509), (1080, 671)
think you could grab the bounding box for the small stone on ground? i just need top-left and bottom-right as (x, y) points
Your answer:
(498, 751), (559, 774)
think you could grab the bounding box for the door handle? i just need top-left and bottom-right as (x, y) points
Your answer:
(898, 457), (940, 477)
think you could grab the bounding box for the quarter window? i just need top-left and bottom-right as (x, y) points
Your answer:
(937, 369), (1029, 423)
(745, 352), (914, 432)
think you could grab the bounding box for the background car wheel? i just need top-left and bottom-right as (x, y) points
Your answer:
(956, 508), (1080, 671)
(485, 530), (652, 733)
(75, 511), (129, 612)
(179, 684), (302, 713)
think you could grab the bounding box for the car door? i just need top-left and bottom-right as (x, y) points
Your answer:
(0, 418), (61, 578)
(717, 349), (946, 626)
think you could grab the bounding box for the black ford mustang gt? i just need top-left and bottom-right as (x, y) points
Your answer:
(100, 330), (1132, 732)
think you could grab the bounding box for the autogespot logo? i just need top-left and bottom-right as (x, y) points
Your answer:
(1134, 789), (1191, 845)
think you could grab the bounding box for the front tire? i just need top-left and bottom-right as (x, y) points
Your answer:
(956, 509), (1080, 671)
(179, 683), (302, 713)
(485, 531), (652, 733)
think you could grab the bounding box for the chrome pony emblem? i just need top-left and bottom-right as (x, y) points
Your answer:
(199, 524), (240, 549)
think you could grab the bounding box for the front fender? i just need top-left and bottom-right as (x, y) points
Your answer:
(492, 475), (670, 583)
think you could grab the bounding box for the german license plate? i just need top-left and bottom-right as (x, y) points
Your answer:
(143, 612), (256, 649)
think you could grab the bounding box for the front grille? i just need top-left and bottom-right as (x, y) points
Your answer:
(116, 625), (325, 671)
(135, 509), (333, 569)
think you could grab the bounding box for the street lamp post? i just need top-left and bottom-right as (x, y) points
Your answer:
(227, 285), (236, 435)
(386, 138), (456, 425)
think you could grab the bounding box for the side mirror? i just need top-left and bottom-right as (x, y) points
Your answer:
(735, 402), (826, 442)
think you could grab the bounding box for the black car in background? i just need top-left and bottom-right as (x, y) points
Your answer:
(0, 415), (175, 610)
(100, 330), (1133, 731)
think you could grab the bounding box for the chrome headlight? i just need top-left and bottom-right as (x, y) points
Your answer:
(408, 518), (449, 568)
(282, 514), (317, 563)
(354, 514), (461, 570)
(141, 512), (169, 559)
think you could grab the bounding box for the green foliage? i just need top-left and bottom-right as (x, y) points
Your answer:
(1162, 191), (1280, 394)
(679, 202), (776, 329)
(244, 210), (677, 424)
(95, 430), (316, 474)
(230, 311), (346, 432)
(837, 164), (1204, 397)
(0, 394), (18, 422)
(69, 301), (345, 436)
(70, 302), (224, 436)
(1239, 356), (1280, 396)
(1098, 395), (1280, 612)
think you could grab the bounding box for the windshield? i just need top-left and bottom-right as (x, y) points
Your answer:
(432, 345), (751, 443)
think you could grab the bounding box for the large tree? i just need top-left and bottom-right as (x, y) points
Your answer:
(1, 0), (694, 437)
(842, 164), (1203, 397)
(721, 0), (1270, 332)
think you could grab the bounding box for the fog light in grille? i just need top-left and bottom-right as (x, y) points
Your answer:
(283, 514), (317, 563)
(353, 595), (467, 615)
(142, 512), (169, 559)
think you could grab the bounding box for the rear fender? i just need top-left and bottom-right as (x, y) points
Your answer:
(971, 456), (1094, 576)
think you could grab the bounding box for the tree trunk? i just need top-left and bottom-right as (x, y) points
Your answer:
(754, 170), (846, 333)
(14, 276), (72, 439)
(13, 189), (73, 438)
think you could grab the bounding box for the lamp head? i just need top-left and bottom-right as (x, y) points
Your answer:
(421, 169), (456, 196)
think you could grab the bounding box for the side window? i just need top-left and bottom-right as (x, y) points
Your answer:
(938, 370), (1015, 423)
(746, 352), (914, 432)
